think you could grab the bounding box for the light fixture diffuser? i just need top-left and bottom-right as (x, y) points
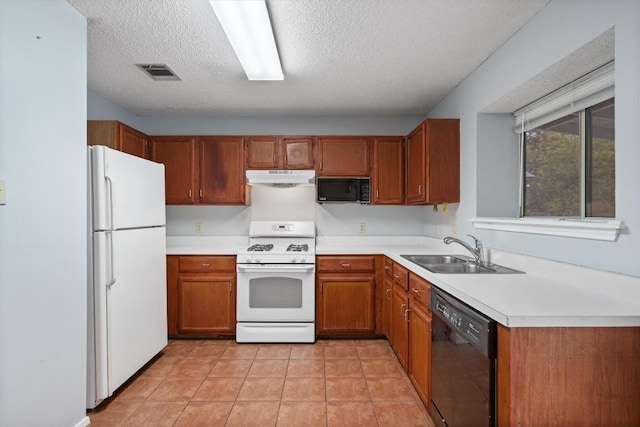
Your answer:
(210, 0), (283, 81)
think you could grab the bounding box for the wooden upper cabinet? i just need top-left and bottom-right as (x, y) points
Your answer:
(246, 136), (314, 170)
(150, 136), (198, 204)
(406, 119), (460, 204)
(372, 136), (404, 204)
(316, 136), (370, 176)
(246, 136), (279, 169)
(280, 137), (314, 169)
(87, 120), (150, 159)
(200, 136), (246, 204)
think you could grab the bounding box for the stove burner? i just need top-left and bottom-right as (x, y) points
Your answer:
(247, 244), (274, 252)
(287, 244), (309, 252)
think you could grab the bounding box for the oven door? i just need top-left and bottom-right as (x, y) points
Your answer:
(236, 264), (315, 322)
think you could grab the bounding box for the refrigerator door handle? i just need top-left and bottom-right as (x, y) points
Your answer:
(104, 152), (116, 231)
(106, 231), (117, 287)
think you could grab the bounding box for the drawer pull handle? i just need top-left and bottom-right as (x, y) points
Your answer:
(412, 287), (421, 294)
(341, 263), (351, 268)
(385, 288), (392, 299)
(393, 274), (400, 279)
(384, 266), (391, 271)
(201, 263), (211, 268)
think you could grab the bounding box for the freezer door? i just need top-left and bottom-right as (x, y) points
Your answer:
(92, 227), (167, 402)
(91, 145), (166, 231)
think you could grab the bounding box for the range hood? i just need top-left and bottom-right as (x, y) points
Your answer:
(246, 169), (315, 186)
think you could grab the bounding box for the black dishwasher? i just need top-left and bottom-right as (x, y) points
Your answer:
(430, 287), (497, 427)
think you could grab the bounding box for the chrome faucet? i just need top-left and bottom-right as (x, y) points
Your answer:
(443, 234), (486, 265)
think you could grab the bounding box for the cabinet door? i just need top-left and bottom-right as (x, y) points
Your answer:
(177, 274), (235, 334)
(391, 286), (409, 370)
(166, 256), (180, 336)
(316, 136), (370, 176)
(246, 136), (278, 169)
(383, 277), (393, 340)
(119, 123), (149, 159)
(200, 136), (246, 204)
(372, 137), (404, 204)
(406, 119), (460, 205)
(406, 123), (426, 204)
(426, 119), (460, 204)
(316, 275), (375, 335)
(409, 299), (432, 409)
(280, 137), (314, 169)
(150, 136), (198, 204)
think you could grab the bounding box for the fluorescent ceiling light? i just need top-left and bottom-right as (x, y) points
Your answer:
(210, 0), (283, 81)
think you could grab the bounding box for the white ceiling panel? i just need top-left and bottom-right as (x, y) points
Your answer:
(68, 0), (550, 117)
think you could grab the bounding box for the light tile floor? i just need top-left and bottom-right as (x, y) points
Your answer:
(87, 339), (435, 426)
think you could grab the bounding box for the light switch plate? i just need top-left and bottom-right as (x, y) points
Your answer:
(0, 179), (5, 205)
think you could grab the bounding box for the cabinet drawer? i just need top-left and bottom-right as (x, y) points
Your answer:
(409, 273), (430, 307)
(317, 256), (375, 272)
(392, 263), (409, 291)
(179, 256), (236, 273)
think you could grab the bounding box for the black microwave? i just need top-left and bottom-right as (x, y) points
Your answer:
(316, 177), (371, 204)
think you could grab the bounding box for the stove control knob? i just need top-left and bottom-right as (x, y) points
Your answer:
(299, 256), (306, 263)
(255, 256), (262, 263)
(291, 256), (298, 263)
(246, 256), (253, 263)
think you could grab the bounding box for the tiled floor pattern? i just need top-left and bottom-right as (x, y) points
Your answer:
(87, 339), (435, 426)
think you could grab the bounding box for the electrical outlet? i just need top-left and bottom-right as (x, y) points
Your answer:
(196, 222), (203, 233)
(451, 225), (458, 237)
(359, 222), (366, 234)
(0, 179), (5, 205)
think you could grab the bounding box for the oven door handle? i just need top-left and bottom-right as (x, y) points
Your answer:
(237, 265), (315, 273)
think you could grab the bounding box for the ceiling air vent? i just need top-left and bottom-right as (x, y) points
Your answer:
(135, 64), (181, 81)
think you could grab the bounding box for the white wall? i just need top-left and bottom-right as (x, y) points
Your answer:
(88, 89), (145, 130)
(427, 0), (640, 276)
(165, 185), (425, 237)
(0, 1), (88, 426)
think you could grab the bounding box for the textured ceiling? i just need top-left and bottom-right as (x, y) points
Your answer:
(68, 0), (550, 117)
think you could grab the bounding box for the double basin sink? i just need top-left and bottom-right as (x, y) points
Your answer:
(401, 254), (524, 274)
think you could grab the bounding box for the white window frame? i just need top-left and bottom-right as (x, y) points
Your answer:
(471, 62), (625, 241)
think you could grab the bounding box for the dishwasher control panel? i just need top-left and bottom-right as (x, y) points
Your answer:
(431, 288), (496, 357)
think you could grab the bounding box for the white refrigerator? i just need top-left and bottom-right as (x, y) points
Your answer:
(87, 146), (168, 409)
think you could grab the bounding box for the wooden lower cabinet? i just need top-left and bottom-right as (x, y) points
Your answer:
(316, 275), (375, 335)
(178, 275), (235, 334)
(408, 292), (432, 409)
(316, 255), (377, 336)
(391, 285), (409, 369)
(498, 325), (640, 426)
(166, 255), (236, 336)
(382, 257), (393, 342)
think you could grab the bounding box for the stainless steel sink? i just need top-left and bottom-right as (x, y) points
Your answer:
(400, 254), (524, 274)
(401, 254), (469, 265)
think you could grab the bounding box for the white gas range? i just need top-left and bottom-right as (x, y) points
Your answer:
(236, 221), (316, 343)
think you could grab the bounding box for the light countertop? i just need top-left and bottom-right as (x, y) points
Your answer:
(166, 235), (640, 328)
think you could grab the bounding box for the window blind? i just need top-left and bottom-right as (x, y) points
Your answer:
(513, 61), (614, 133)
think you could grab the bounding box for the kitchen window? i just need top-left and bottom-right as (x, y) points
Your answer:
(471, 62), (624, 241)
(515, 61), (615, 219)
(522, 97), (615, 218)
